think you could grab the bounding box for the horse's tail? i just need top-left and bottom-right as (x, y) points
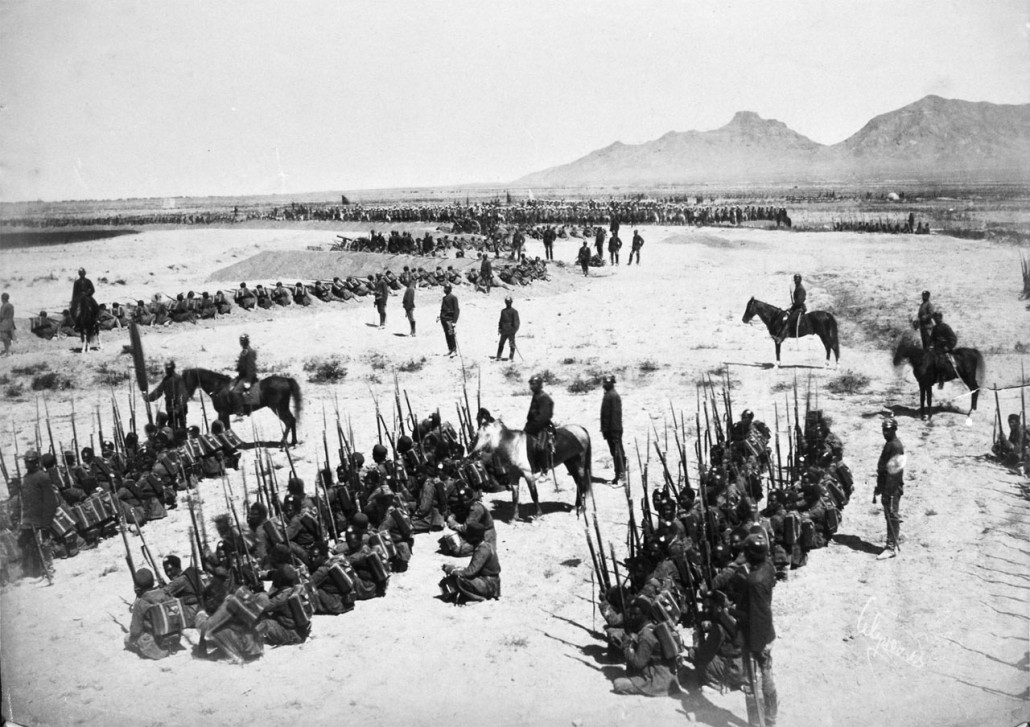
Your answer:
(289, 377), (303, 422)
(582, 428), (593, 499)
(971, 348), (986, 387)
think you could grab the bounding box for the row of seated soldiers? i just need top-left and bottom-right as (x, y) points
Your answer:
(1, 419), (247, 581)
(594, 408), (852, 699)
(832, 216), (930, 234)
(340, 230), (510, 258)
(122, 420), (505, 662)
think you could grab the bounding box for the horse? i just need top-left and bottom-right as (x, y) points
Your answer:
(470, 419), (592, 520)
(892, 338), (984, 420)
(74, 294), (101, 353)
(742, 297), (840, 367)
(181, 367), (303, 447)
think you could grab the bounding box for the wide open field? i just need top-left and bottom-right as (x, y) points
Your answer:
(1, 224), (1028, 727)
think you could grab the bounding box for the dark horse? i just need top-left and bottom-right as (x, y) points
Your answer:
(742, 297), (840, 367)
(471, 420), (592, 520)
(181, 367), (302, 446)
(892, 338), (984, 420)
(74, 294), (101, 354)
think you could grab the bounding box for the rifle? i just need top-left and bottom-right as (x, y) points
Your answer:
(774, 403), (783, 489)
(994, 385), (1004, 449)
(96, 406), (106, 451)
(1020, 364), (1027, 464)
(130, 509), (166, 586)
(222, 473), (260, 588)
(609, 541), (622, 595)
(70, 399), (81, 465)
(621, 464), (640, 556)
(127, 378), (137, 435)
(42, 395), (56, 457)
(651, 430), (678, 500)
(199, 386), (209, 431)
(34, 396), (42, 453)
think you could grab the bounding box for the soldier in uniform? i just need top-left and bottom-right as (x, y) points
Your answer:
(124, 568), (183, 660)
(214, 290), (232, 315)
(578, 240), (592, 276)
(914, 290), (936, 349)
(17, 449), (58, 581)
(874, 418), (904, 560)
(993, 413), (1029, 471)
(1, 292), (15, 356)
(608, 232), (622, 265)
(737, 534), (778, 725)
(231, 334), (258, 415)
(775, 274), (806, 344)
(402, 278), (416, 337)
(70, 267), (95, 322)
(439, 284), (460, 357)
(927, 310), (957, 387)
(495, 296), (520, 361)
(31, 311), (59, 339)
(478, 253), (494, 294)
(254, 285), (273, 310)
(525, 374), (554, 471)
(600, 375), (625, 484)
(594, 226), (607, 259)
(374, 273), (389, 328)
(439, 521), (501, 603)
(629, 230), (644, 265)
(234, 283), (256, 311)
(147, 360), (189, 431)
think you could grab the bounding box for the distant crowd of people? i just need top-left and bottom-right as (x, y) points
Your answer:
(833, 212), (929, 234)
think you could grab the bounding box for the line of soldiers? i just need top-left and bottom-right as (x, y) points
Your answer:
(593, 406), (853, 725)
(833, 214), (930, 234)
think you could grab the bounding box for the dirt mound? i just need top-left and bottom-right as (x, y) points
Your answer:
(207, 250), (481, 283)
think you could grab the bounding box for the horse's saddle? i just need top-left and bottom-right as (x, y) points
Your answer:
(785, 310), (812, 337)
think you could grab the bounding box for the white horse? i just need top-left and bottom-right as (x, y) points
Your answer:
(470, 419), (593, 520)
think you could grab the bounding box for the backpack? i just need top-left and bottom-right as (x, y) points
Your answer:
(147, 598), (186, 638)
(286, 586), (314, 631)
(326, 561), (356, 595)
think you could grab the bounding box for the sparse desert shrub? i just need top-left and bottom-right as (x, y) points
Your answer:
(31, 372), (74, 391)
(561, 357), (578, 365)
(639, 359), (660, 373)
(567, 374), (602, 394)
(303, 356), (348, 384)
(95, 362), (130, 387)
(6, 382), (25, 399)
(826, 371), (871, 395)
(537, 369), (560, 385)
(12, 362), (49, 376)
(770, 380), (793, 393)
(503, 365), (522, 382)
(365, 352), (389, 371)
(398, 357), (427, 373)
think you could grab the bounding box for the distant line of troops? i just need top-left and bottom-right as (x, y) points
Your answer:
(833, 212), (930, 234)
(1, 410), (507, 663)
(597, 408), (853, 725)
(27, 260), (548, 340)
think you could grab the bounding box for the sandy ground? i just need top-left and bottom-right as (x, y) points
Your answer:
(1, 224), (1028, 727)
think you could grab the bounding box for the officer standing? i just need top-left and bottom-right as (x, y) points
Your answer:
(600, 375), (624, 484)
(874, 418), (905, 560)
(147, 360), (189, 432)
(439, 284), (460, 357)
(18, 449), (58, 582)
(403, 278), (416, 337)
(495, 296), (520, 361)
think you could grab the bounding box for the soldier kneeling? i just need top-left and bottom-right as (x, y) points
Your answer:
(124, 568), (185, 660)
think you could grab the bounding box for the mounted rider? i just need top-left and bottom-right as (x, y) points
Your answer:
(925, 310), (957, 387)
(70, 267), (95, 322)
(774, 274), (806, 344)
(913, 290), (936, 349)
(231, 334), (258, 415)
(525, 374), (555, 471)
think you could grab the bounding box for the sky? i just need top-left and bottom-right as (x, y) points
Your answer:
(0, 0), (1028, 202)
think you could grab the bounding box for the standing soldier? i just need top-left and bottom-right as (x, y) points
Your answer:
(374, 273), (390, 328)
(495, 296), (520, 362)
(0, 292), (15, 356)
(608, 232), (622, 266)
(478, 253), (494, 294)
(18, 449), (58, 582)
(738, 534), (778, 725)
(543, 226), (556, 261)
(874, 418), (905, 560)
(147, 360), (189, 432)
(629, 230), (644, 265)
(775, 273), (806, 344)
(231, 334), (258, 415)
(439, 284), (460, 358)
(578, 240), (592, 276)
(402, 278), (416, 337)
(594, 226), (607, 259)
(600, 375), (624, 484)
(914, 290), (936, 350)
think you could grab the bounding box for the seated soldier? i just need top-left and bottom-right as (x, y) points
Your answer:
(214, 290), (233, 315)
(162, 555), (205, 628)
(256, 564), (313, 646)
(199, 292), (217, 319)
(124, 568), (184, 660)
(31, 311), (59, 339)
(254, 285), (273, 310)
(195, 579), (265, 663)
(131, 300), (155, 326)
(271, 282), (292, 304)
(283, 494), (327, 570)
(150, 295), (170, 326)
(612, 595), (679, 696)
(339, 524), (388, 599)
(97, 304), (118, 331)
(311, 280), (337, 303)
(170, 293), (195, 323)
(993, 413), (1030, 470)
(310, 549), (359, 615)
(292, 282), (312, 306)
(235, 283), (256, 311)
(331, 277), (355, 301)
(110, 301), (128, 328)
(57, 309), (77, 337)
(442, 485), (496, 556)
(439, 521), (500, 603)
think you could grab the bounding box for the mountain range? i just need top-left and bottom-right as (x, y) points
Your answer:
(513, 96), (1030, 187)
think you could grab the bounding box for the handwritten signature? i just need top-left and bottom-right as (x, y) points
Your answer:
(857, 596), (927, 669)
